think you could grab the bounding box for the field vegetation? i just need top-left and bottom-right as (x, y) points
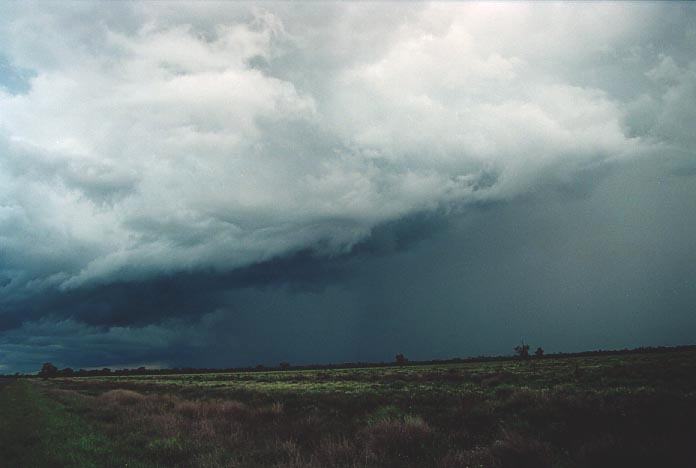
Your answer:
(2, 348), (696, 467)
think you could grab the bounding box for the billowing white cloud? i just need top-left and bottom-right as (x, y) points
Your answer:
(0, 2), (693, 296)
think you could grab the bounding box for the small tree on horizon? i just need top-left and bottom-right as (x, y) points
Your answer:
(535, 347), (544, 358)
(514, 343), (530, 360)
(39, 362), (58, 378)
(395, 353), (408, 366)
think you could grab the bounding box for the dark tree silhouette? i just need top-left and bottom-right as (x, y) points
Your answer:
(279, 362), (290, 370)
(514, 344), (530, 360)
(395, 353), (408, 365)
(535, 347), (544, 358)
(39, 362), (58, 378)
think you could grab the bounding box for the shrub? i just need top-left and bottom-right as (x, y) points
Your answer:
(363, 415), (434, 464)
(313, 437), (360, 467)
(146, 436), (191, 465)
(366, 405), (405, 425)
(491, 430), (551, 468)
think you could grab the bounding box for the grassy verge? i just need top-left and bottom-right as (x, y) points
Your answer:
(42, 349), (696, 467)
(0, 379), (150, 468)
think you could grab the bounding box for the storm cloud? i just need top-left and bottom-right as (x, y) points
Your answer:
(1, 2), (695, 372)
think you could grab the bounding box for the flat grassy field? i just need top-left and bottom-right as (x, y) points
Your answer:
(3, 349), (696, 467)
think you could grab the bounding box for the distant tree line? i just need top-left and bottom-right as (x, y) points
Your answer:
(4, 344), (695, 378)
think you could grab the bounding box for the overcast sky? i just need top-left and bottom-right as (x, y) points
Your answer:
(1, 2), (695, 373)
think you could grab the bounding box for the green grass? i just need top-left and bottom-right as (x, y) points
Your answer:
(0, 379), (152, 468)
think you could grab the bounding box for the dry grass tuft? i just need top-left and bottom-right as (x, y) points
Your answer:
(191, 418), (217, 440)
(438, 447), (496, 468)
(218, 400), (248, 419)
(363, 415), (434, 463)
(176, 399), (249, 420)
(492, 430), (552, 468)
(313, 437), (362, 467)
(148, 413), (187, 438)
(254, 401), (284, 419)
(100, 389), (146, 405)
(47, 388), (89, 403)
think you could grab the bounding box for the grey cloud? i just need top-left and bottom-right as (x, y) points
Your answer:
(3, 154), (696, 374)
(0, 4), (677, 292)
(1, 3), (696, 372)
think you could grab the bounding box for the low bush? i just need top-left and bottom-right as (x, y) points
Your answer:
(491, 430), (552, 468)
(362, 415), (435, 465)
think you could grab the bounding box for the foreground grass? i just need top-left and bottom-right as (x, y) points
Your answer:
(15, 349), (696, 467)
(0, 379), (146, 467)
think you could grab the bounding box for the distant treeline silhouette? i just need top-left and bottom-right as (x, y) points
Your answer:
(6, 344), (695, 378)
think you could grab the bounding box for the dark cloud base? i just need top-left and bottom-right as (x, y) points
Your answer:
(3, 156), (696, 373)
(0, 207), (451, 332)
